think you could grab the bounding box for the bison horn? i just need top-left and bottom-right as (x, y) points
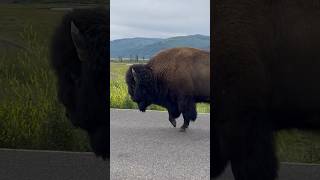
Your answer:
(70, 21), (88, 62)
(132, 68), (138, 82)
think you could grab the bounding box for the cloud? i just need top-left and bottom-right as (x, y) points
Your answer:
(111, 0), (210, 40)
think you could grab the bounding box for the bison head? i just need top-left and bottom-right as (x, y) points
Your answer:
(126, 64), (155, 112)
(52, 17), (108, 160)
(51, 7), (109, 160)
(68, 22), (108, 159)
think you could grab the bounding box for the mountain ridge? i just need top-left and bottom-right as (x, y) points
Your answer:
(110, 34), (210, 59)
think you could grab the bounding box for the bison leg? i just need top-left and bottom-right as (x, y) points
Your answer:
(213, 110), (278, 180)
(212, 57), (279, 179)
(178, 96), (197, 131)
(167, 104), (181, 128)
(180, 119), (190, 132)
(212, 121), (229, 178)
(229, 117), (278, 180)
(214, 108), (278, 178)
(169, 116), (176, 127)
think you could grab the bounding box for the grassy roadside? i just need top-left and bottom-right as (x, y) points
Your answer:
(0, 4), (90, 152)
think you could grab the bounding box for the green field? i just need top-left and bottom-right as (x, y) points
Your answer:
(0, 4), (90, 152)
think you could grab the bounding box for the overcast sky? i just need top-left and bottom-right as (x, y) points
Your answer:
(110, 0), (210, 40)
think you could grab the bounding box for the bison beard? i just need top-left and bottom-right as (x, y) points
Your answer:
(213, 1), (320, 180)
(50, 7), (109, 160)
(126, 47), (210, 131)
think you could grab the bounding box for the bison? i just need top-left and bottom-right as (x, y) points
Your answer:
(213, 1), (320, 179)
(126, 47), (210, 131)
(50, 7), (109, 159)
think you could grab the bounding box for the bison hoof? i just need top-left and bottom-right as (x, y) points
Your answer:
(180, 124), (188, 132)
(169, 119), (176, 127)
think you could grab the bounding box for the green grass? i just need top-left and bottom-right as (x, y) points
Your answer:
(276, 130), (320, 163)
(0, 4), (90, 152)
(0, 4), (65, 48)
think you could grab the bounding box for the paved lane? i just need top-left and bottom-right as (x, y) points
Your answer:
(0, 149), (107, 180)
(111, 109), (320, 180)
(3, 109), (319, 180)
(110, 109), (210, 180)
(217, 162), (320, 180)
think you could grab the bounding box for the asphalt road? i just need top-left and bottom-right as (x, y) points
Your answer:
(110, 109), (210, 180)
(0, 149), (107, 180)
(1, 109), (320, 180)
(217, 162), (320, 180)
(111, 109), (320, 180)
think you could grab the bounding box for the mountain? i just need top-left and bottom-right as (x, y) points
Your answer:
(110, 37), (162, 59)
(110, 34), (210, 59)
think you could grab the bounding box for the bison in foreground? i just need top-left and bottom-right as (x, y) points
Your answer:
(126, 47), (210, 131)
(50, 7), (108, 159)
(213, 1), (320, 179)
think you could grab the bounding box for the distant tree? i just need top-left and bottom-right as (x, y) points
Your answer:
(135, 55), (138, 62)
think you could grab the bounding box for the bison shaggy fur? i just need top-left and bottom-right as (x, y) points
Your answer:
(213, 1), (320, 179)
(126, 47), (210, 131)
(50, 7), (109, 159)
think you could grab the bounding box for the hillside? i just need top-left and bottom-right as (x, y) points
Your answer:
(110, 34), (210, 59)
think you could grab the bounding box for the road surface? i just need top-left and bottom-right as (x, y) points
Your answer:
(218, 162), (320, 180)
(111, 109), (320, 180)
(1, 109), (320, 180)
(110, 109), (210, 180)
(0, 149), (107, 180)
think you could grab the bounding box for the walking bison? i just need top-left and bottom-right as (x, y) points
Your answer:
(50, 7), (109, 159)
(126, 47), (210, 131)
(213, 1), (320, 179)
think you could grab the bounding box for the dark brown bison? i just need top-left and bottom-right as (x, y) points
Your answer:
(50, 7), (109, 160)
(213, 1), (320, 179)
(126, 47), (210, 131)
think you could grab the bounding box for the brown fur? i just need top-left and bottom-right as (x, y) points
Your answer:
(148, 48), (210, 99)
(213, 1), (320, 179)
(126, 47), (210, 130)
